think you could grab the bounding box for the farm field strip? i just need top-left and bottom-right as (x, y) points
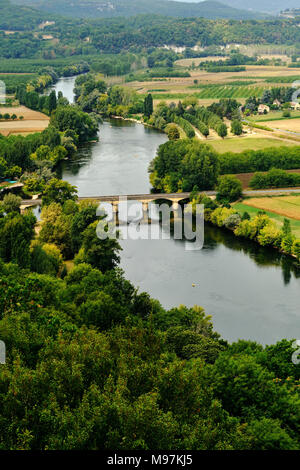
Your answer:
(0, 105), (49, 136)
(193, 85), (266, 99)
(234, 199), (300, 237)
(260, 119), (300, 132)
(151, 85), (267, 100)
(239, 196), (300, 220)
(208, 136), (298, 153)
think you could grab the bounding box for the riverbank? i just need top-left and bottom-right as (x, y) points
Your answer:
(110, 114), (166, 134)
(193, 196), (300, 264)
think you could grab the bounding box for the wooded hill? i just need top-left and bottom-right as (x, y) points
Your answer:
(9, 0), (270, 20)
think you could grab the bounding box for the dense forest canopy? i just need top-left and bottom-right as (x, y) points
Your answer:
(0, 199), (299, 450)
(0, 0), (54, 31)
(0, 1), (299, 59)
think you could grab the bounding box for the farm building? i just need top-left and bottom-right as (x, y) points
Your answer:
(273, 99), (281, 107)
(291, 102), (300, 110)
(258, 104), (270, 115)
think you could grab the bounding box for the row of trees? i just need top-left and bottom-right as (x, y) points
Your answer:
(219, 146), (300, 174)
(250, 168), (300, 189)
(0, 113), (22, 121)
(16, 86), (58, 115)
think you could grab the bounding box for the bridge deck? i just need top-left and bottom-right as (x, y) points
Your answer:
(20, 192), (199, 207)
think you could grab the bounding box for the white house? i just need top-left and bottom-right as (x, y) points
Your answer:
(258, 104), (270, 115)
(291, 102), (300, 110)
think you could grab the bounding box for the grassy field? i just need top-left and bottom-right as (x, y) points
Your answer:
(175, 56), (227, 67)
(261, 118), (300, 132)
(234, 197), (300, 237)
(208, 136), (298, 153)
(251, 110), (300, 122)
(0, 105), (49, 136)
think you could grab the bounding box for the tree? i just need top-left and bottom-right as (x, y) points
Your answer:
(167, 125), (180, 141)
(143, 94), (153, 118)
(0, 212), (35, 268)
(150, 140), (219, 192)
(39, 202), (73, 259)
(0, 157), (8, 178)
(216, 175), (243, 203)
(48, 90), (57, 114)
(217, 123), (227, 139)
(30, 241), (63, 276)
(1, 194), (22, 213)
(42, 178), (78, 206)
(231, 119), (243, 136)
(147, 56), (155, 68)
(282, 218), (291, 237)
(75, 220), (121, 273)
(70, 202), (98, 253)
(50, 106), (98, 143)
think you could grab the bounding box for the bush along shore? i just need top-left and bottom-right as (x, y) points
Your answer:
(191, 193), (300, 263)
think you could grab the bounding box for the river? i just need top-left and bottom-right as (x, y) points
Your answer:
(55, 77), (300, 344)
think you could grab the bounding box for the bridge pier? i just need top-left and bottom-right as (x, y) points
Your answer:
(112, 202), (119, 224)
(142, 202), (149, 224)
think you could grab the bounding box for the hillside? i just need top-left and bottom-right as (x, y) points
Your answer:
(9, 0), (271, 19)
(217, 0), (299, 14)
(0, 0), (49, 30)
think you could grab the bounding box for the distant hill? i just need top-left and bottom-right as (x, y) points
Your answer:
(213, 0), (299, 14)
(0, 0), (49, 31)
(9, 0), (271, 20)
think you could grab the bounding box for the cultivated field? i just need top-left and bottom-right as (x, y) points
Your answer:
(243, 195), (300, 220)
(251, 110), (300, 122)
(0, 105), (49, 136)
(124, 60), (300, 149)
(234, 196), (300, 237)
(261, 118), (300, 132)
(175, 56), (227, 67)
(208, 136), (298, 153)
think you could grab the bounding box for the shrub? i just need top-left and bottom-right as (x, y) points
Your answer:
(167, 124), (180, 141)
(210, 207), (236, 227)
(1, 194), (22, 213)
(281, 234), (295, 254)
(257, 223), (281, 247)
(292, 239), (300, 260)
(224, 213), (242, 229)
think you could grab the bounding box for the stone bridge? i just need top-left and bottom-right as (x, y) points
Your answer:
(21, 192), (209, 213)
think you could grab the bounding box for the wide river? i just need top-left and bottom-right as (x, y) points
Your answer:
(56, 77), (300, 344)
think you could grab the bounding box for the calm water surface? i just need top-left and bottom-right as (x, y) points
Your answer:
(55, 77), (300, 344)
